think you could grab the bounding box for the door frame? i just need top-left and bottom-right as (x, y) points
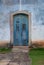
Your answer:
(10, 10), (31, 46)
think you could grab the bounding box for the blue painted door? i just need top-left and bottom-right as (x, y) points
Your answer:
(13, 14), (28, 46)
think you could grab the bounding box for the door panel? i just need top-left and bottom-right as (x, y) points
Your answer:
(13, 14), (28, 46)
(21, 15), (28, 46)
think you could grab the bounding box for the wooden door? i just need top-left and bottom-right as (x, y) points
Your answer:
(13, 14), (28, 46)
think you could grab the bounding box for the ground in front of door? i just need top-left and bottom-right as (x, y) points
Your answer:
(0, 48), (31, 65)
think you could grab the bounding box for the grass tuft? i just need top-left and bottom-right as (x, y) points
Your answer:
(0, 47), (11, 53)
(29, 48), (44, 65)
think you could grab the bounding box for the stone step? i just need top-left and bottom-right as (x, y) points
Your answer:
(12, 46), (29, 52)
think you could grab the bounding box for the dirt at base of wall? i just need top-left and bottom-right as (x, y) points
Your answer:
(31, 40), (44, 48)
(0, 41), (10, 47)
(0, 40), (44, 48)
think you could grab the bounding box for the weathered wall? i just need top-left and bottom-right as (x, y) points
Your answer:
(0, 0), (44, 44)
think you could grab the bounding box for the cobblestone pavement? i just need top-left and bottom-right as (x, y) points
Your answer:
(0, 48), (31, 65)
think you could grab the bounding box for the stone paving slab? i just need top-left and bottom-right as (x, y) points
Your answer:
(0, 48), (31, 65)
(20, 62), (26, 65)
(0, 61), (9, 65)
(8, 62), (19, 65)
(12, 47), (28, 53)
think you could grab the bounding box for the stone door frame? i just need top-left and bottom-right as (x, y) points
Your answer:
(10, 10), (31, 46)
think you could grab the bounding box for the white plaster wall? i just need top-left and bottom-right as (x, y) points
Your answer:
(0, 0), (44, 42)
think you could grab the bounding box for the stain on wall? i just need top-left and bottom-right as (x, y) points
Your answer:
(0, 0), (44, 42)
